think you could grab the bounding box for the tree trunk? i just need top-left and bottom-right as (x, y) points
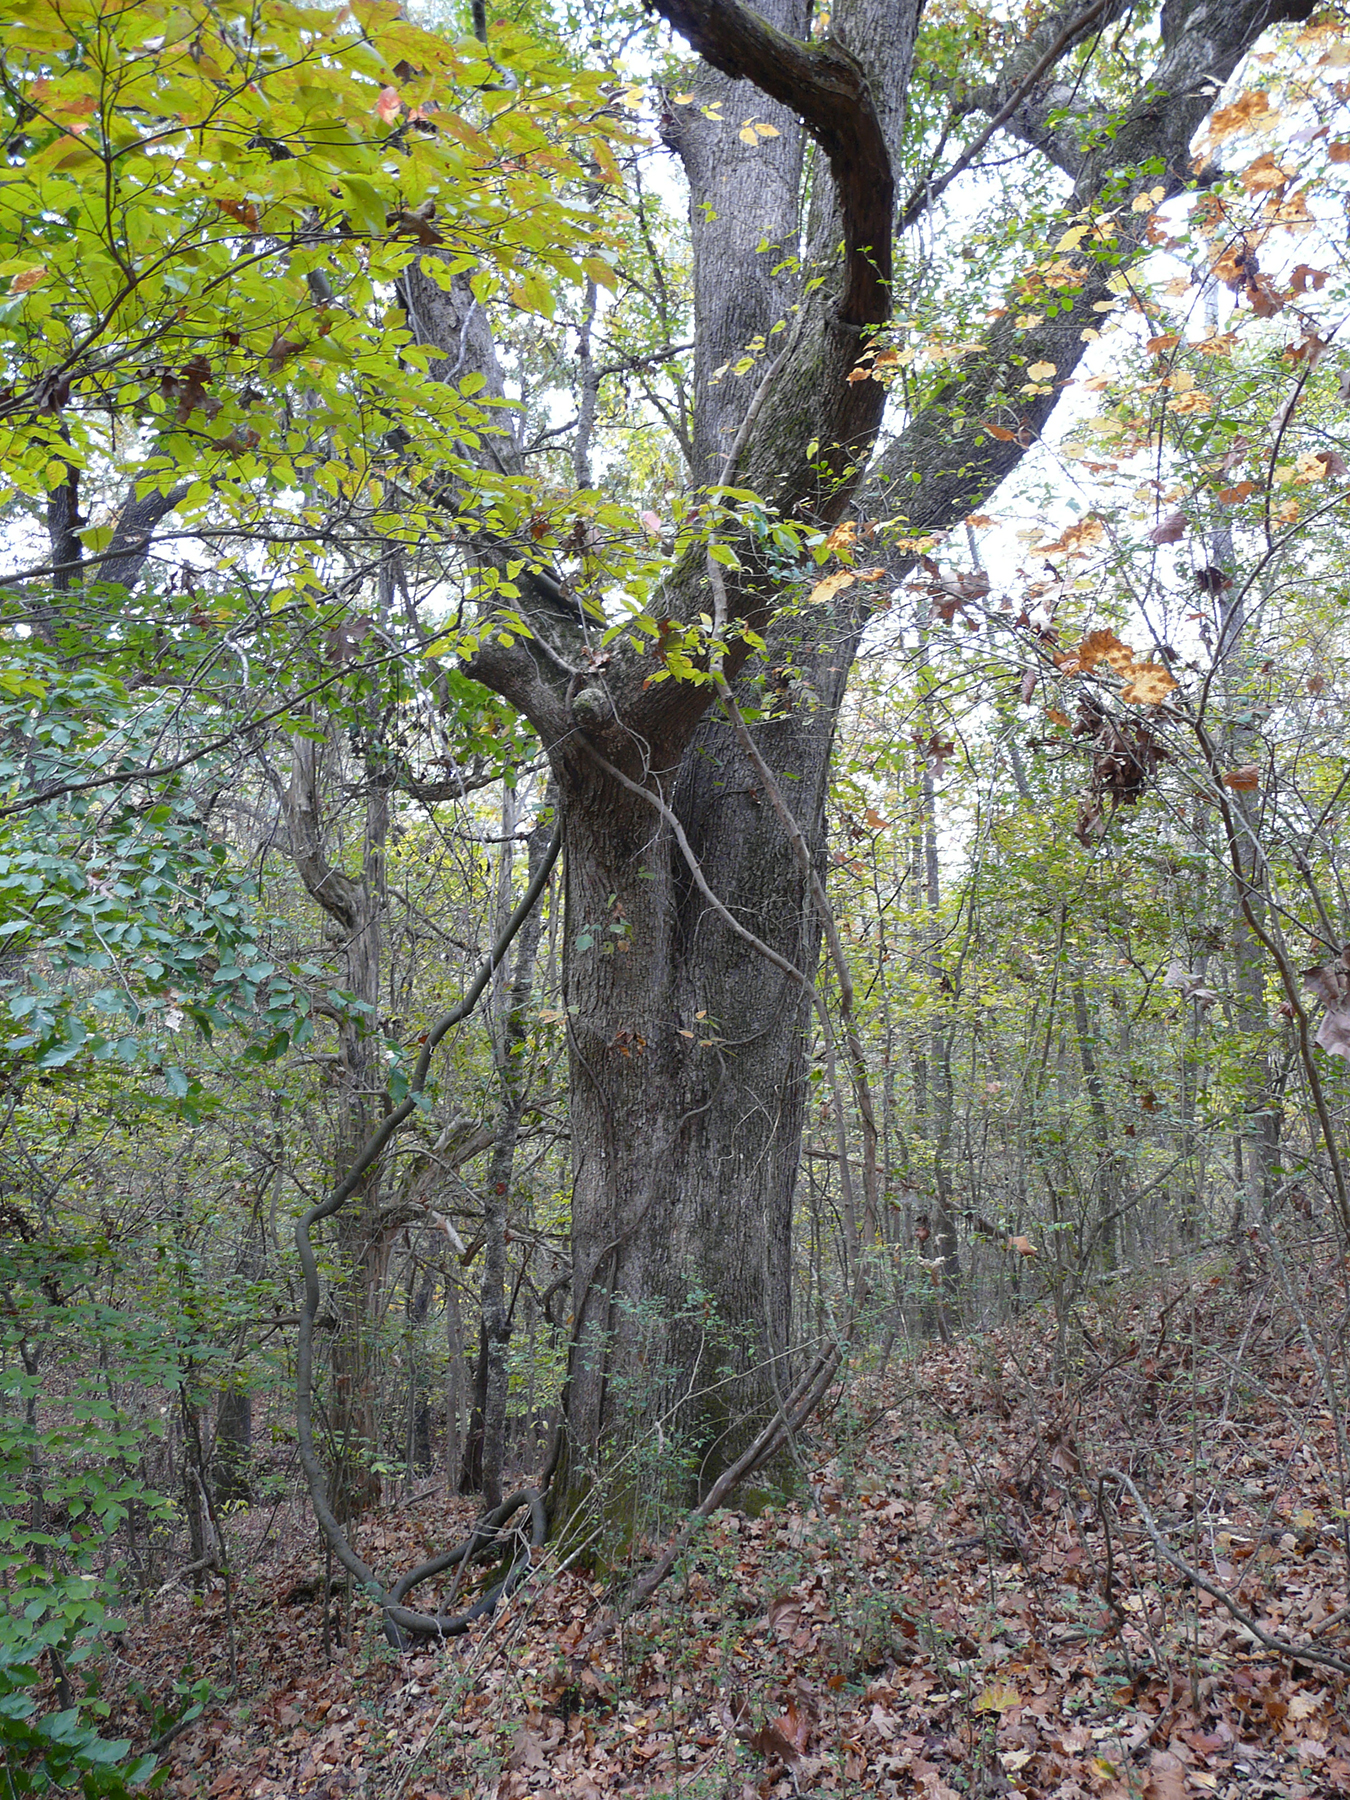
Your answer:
(284, 728), (390, 1518)
(553, 684), (835, 1525)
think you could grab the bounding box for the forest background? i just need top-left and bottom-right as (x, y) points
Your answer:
(1, 0), (1350, 1792)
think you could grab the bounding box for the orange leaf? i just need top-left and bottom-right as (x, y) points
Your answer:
(1076, 628), (1132, 671)
(984, 422), (1016, 441)
(1218, 481), (1255, 503)
(1223, 764), (1260, 790)
(1121, 663), (1178, 705)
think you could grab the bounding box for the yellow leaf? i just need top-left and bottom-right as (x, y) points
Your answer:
(737, 126), (759, 145)
(974, 1681), (1020, 1714)
(1027, 360), (1057, 381)
(808, 571), (857, 605)
(9, 266), (47, 294)
(754, 122), (780, 138)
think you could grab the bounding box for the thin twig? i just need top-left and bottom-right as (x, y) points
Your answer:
(1104, 1468), (1350, 1676)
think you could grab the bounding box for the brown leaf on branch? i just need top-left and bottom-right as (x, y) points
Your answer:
(267, 335), (306, 372)
(1316, 1008), (1350, 1059)
(1301, 959), (1350, 1059)
(387, 200), (443, 246)
(1290, 263), (1331, 293)
(1240, 151), (1295, 193)
(1075, 628), (1134, 672)
(1148, 512), (1187, 545)
(1222, 764), (1260, 790)
(914, 730), (957, 778)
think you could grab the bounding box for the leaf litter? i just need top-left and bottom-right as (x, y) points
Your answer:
(102, 1232), (1350, 1798)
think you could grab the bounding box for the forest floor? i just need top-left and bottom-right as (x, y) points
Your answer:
(108, 1232), (1350, 1798)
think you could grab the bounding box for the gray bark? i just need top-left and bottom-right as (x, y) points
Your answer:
(283, 727), (391, 1516)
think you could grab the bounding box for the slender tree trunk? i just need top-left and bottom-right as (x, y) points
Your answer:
(284, 728), (391, 1517)
(465, 798), (554, 1506)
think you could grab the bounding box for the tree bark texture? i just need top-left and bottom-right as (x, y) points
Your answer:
(283, 729), (391, 1516)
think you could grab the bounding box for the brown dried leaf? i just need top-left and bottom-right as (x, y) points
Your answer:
(1316, 1007), (1350, 1060)
(267, 334), (305, 372)
(808, 571), (856, 605)
(1290, 263), (1331, 293)
(1076, 628), (1131, 671)
(1240, 150), (1294, 192)
(1148, 511), (1187, 545)
(767, 1596), (803, 1639)
(750, 1720), (802, 1768)
(1301, 963), (1346, 1009)
(1207, 90), (1275, 142)
(1144, 1748), (1189, 1800)
(1222, 764), (1260, 790)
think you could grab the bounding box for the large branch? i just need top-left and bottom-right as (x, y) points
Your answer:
(653, 0), (893, 325)
(873, 0), (1322, 534)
